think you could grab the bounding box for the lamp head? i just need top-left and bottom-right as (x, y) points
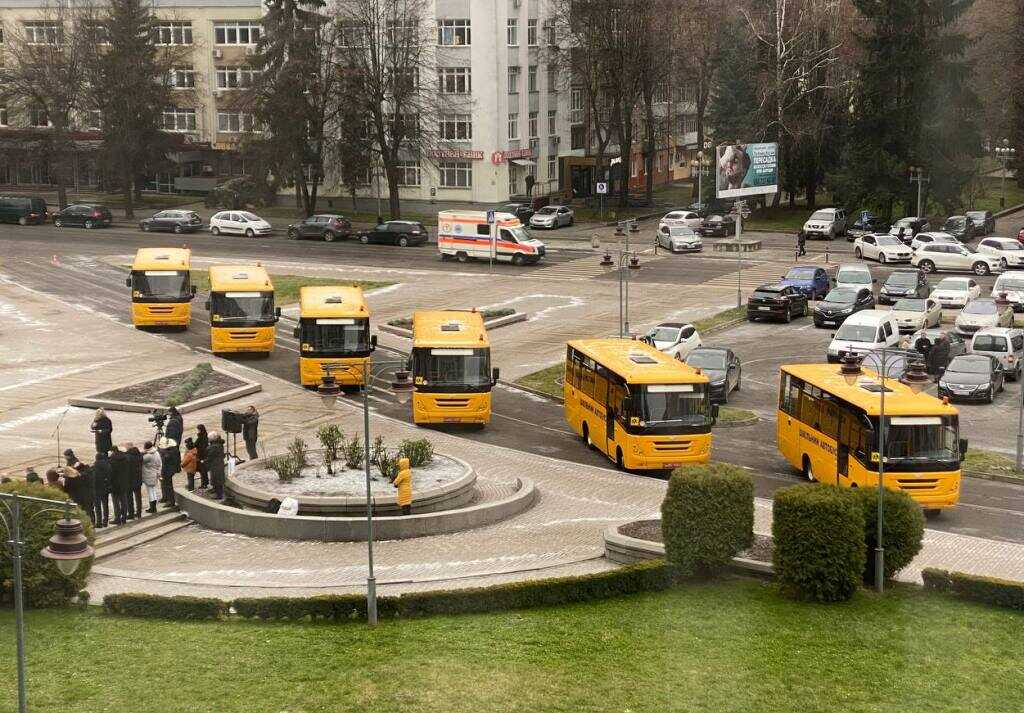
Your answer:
(317, 375), (342, 408)
(839, 354), (863, 386)
(391, 369), (413, 404)
(902, 359), (930, 394)
(41, 518), (93, 577)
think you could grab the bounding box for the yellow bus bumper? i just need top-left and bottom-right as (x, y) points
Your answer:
(211, 326), (276, 354)
(412, 391), (491, 425)
(299, 357), (368, 387)
(131, 302), (191, 327)
(886, 471), (961, 510)
(623, 433), (713, 470)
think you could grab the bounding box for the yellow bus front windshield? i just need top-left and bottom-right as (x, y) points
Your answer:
(634, 383), (712, 431)
(875, 415), (961, 472)
(132, 270), (190, 301)
(212, 291), (276, 326)
(412, 347), (492, 392)
(299, 318), (371, 357)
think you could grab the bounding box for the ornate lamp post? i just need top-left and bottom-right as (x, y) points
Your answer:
(600, 219), (641, 337)
(994, 139), (1017, 209)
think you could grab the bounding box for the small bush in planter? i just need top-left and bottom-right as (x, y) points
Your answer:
(773, 484), (865, 602)
(316, 424), (345, 475)
(852, 487), (924, 584)
(398, 438), (434, 467)
(343, 436), (364, 469)
(370, 435), (386, 466)
(287, 437), (309, 469)
(266, 455), (301, 483)
(374, 448), (400, 481)
(660, 462), (754, 577)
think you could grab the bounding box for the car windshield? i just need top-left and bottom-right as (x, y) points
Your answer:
(936, 278), (968, 291)
(538, 207), (557, 215)
(636, 384), (710, 426)
(824, 288), (858, 303)
(894, 299), (926, 312)
(944, 218), (966, 228)
(963, 301), (996, 315)
(650, 327), (681, 342)
(299, 318), (370, 354)
(948, 358), (990, 374)
(786, 268), (816, 279)
(670, 227), (696, 237)
(211, 291), (275, 322)
(132, 270), (189, 299)
(686, 352), (726, 370)
(239, 212), (260, 221)
(998, 278), (1024, 290)
(835, 323), (879, 342)
(413, 347), (491, 387)
(884, 417), (960, 464)
(838, 270), (871, 284)
(876, 236), (900, 246)
(809, 211), (832, 221)
(994, 241), (1022, 251)
(887, 273), (918, 286)
(967, 212), (985, 219)
(972, 336), (1007, 352)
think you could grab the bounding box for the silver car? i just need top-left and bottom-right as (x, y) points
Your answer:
(657, 225), (702, 253)
(970, 328), (1024, 381)
(529, 205), (574, 229)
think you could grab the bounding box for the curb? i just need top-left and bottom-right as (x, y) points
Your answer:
(503, 380), (564, 403)
(603, 525), (774, 580)
(68, 368), (262, 415)
(993, 203), (1024, 219)
(963, 469), (1024, 486)
(701, 315), (747, 337)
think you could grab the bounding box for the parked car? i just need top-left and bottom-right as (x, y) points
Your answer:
(53, 204), (113, 229)
(139, 210), (202, 234)
(802, 207), (846, 240)
(912, 243), (1002, 276)
(813, 286), (875, 328)
(209, 210), (273, 237)
(501, 203), (535, 223)
(834, 263), (875, 291)
(888, 217), (931, 244)
(954, 298), (1013, 337)
(685, 347), (741, 403)
(889, 297), (942, 333)
(747, 283), (809, 323)
(698, 213), (735, 237)
(930, 276), (982, 309)
(658, 209), (703, 232)
(848, 210), (890, 237)
(287, 214), (352, 242)
(826, 310), (901, 363)
(976, 237), (1024, 270)
(529, 205), (574, 229)
(910, 328), (968, 361)
(991, 272), (1024, 311)
(966, 210), (995, 236)
(971, 328), (1024, 381)
(1018, 227), (1024, 245)
(910, 231), (959, 252)
(941, 215), (976, 242)
(938, 354), (1004, 403)
(656, 225), (702, 253)
(779, 265), (831, 300)
(0, 195), (48, 225)
(644, 322), (702, 359)
(853, 234), (912, 263)
(878, 269), (929, 305)
(357, 220), (428, 246)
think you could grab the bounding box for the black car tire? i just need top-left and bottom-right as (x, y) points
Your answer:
(359, 234), (369, 244)
(986, 389), (994, 404)
(784, 307), (792, 324)
(398, 235), (409, 247)
(747, 315), (757, 322)
(511, 254), (524, 266)
(173, 225), (183, 234)
(324, 231), (337, 243)
(245, 228), (255, 238)
(54, 219), (63, 228)
(722, 386), (729, 404)
(973, 261), (990, 276)
(919, 259), (935, 273)
(141, 223), (149, 232)
(735, 374), (741, 391)
(801, 302), (808, 317)
(456, 252), (469, 263)
(855, 247), (862, 258)
(211, 226), (220, 236)
(287, 229), (299, 240)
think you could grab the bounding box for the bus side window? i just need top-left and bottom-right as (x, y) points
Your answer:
(477, 224), (490, 235)
(779, 373), (790, 412)
(819, 399), (840, 440)
(593, 365), (609, 404)
(581, 357), (596, 398)
(799, 386), (820, 429)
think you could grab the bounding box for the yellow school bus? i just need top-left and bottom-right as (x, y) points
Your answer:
(294, 285), (376, 387)
(126, 248), (195, 328)
(206, 265), (280, 355)
(778, 364), (963, 514)
(411, 310), (498, 425)
(564, 339), (713, 470)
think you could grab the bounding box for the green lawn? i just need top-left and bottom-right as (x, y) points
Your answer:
(189, 272), (393, 306)
(514, 362), (564, 398)
(694, 305), (747, 333)
(719, 406), (757, 424)
(963, 449), (1023, 480)
(4, 580), (1023, 712)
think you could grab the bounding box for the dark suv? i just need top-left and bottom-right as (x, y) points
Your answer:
(139, 210), (202, 233)
(941, 215), (976, 242)
(501, 203), (535, 223)
(53, 204), (113, 229)
(878, 269), (929, 305)
(747, 283), (809, 323)
(357, 220), (428, 247)
(287, 214), (352, 242)
(0, 195), (48, 225)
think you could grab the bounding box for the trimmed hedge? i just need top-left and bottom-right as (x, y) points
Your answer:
(922, 568), (1024, 611)
(103, 593), (227, 620)
(661, 463), (754, 577)
(233, 594), (366, 621)
(773, 484), (866, 602)
(164, 362), (213, 407)
(853, 487), (925, 584)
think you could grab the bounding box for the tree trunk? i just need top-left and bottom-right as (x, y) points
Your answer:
(618, 116), (633, 209)
(643, 96), (655, 206)
(386, 163), (401, 219)
(350, 187), (358, 212)
(122, 169), (134, 218)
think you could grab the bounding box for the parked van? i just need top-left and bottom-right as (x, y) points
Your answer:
(0, 195), (48, 225)
(970, 328), (1024, 381)
(826, 310), (901, 363)
(437, 210), (545, 265)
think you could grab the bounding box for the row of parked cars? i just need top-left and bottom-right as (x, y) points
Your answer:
(640, 322), (743, 404)
(800, 208), (1000, 242)
(851, 230), (1024, 276)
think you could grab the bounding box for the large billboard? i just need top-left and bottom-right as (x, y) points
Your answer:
(715, 142), (778, 199)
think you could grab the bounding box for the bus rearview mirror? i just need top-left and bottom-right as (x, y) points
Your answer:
(959, 438), (969, 460)
(275, 307), (282, 318)
(711, 404), (720, 421)
(124, 277), (131, 288)
(204, 300), (211, 311)
(292, 326), (299, 339)
(191, 285), (198, 296)
(370, 335), (378, 348)
(492, 367), (500, 384)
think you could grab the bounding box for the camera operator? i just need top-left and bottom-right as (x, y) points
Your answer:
(165, 406), (184, 450)
(242, 406), (260, 461)
(91, 409), (113, 455)
(149, 408), (167, 437)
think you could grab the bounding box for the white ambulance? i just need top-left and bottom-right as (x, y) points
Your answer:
(437, 210), (546, 265)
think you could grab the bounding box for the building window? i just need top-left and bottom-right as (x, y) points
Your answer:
(527, 19), (538, 46)
(506, 18), (518, 46)
(216, 67), (258, 89)
(508, 113), (518, 140)
(439, 161), (472, 188)
(571, 125), (585, 150)
(437, 19), (470, 46)
(544, 19), (556, 45)
(439, 114), (472, 141)
(528, 111), (538, 138)
(162, 108), (196, 132)
(153, 22), (192, 46)
(528, 65), (538, 93)
(547, 65), (557, 93)
(23, 22), (60, 45)
(679, 114), (697, 133)
(507, 65), (520, 94)
(0, 108), (8, 127)
(85, 110), (101, 130)
(29, 108), (50, 127)
(169, 67), (195, 89)
(339, 24), (363, 47)
(438, 67), (471, 94)
(83, 21), (109, 45)
(217, 112), (258, 133)
(396, 161), (421, 187)
(386, 20), (415, 46)
(547, 109), (557, 135)
(214, 21), (261, 46)
(548, 156), (557, 181)
(570, 88), (583, 125)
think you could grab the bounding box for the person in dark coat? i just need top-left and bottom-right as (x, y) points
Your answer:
(206, 432), (226, 500)
(62, 450), (95, 524)
(126, 444), (144, 520)
(928, 333), (952, 381)
(91, 409), (113, 455)
(797, 230), (807, 257)
(45, 468), (63, 491)
(92, 451), (112, 528)
(109, 445), (131, 525)
(158, 437), (181, 508)
(241, 406), (260, 461)
(165, 406), (184, 448)
(194, 424), (210, 489)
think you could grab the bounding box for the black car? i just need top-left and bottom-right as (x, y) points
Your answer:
(813, 286), (875, 328)
(53, 204), (113, 229)
(849, 211), (890, 237)
(877, 269), (929, 305)
(941, 215), (976, 242)
(685, 347), (741, 403)
(287, 214), (352, 242)
(938, 354), (1005, 403)
(698, 214), (736, 237)
(746, 283), (809, 323)
(357, 220), (428, 247)
(966, 210), (995, 236)
(501, 203), (535, 223)
(139, 210), (202, 234)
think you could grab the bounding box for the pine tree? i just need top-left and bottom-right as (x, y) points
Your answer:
(1012, 0), (1024, 188)
(706, 18), (763, 146)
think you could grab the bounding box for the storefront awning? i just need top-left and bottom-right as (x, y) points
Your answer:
(510, 158), (536, 166)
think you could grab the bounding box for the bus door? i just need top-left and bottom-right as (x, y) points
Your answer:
(837, 444), (850, 483)
(606, 378), (626, 459)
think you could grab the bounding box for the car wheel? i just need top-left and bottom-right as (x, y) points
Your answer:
(855, 247), (862, 258)
(54, 219), (63, 228)
(973, 261), (990, 276)
(784, 307), (792, 324)
(456, 251), (469, 263)
(398, 235), (409, 247)
(359, 234), (369, 244)
(986, 388), (994, 404)
(141, 223), (149, 232)
(801, 302), (808, 317)
(568, 216), (574, 226)
(511, 254), (524, 266)
(211, 226), (220, 236)
(18, 217), (27, 226)
(919, 259), (935, 273)
(245, 228), (255, 238)
(288, 229), (299, 240)
(803, 456), (816, 482)
(324, 231), (337, 243)
(173, 225), (183, 234)
(721, 386), (729, 405)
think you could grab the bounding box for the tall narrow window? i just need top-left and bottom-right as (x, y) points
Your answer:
(506, 18), (518, 46)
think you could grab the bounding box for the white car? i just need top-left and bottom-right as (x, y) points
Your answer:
(977, 237), (1024, 270)
(853, 234), (912, 263)
(954, 298), (1014, 337)
(834, 263), (874, 290)
(658, 210), (702, 232)
(529, 205), (574, 229)
(912, 243), (1002, 276)
(209, 210), (273, 237)
(991, 273), (1024, 311)
(910, 231), (959, 252)
(889, 297), (942, 333)
(644, 322), (702, 359)
(930, 277), (981, 309)
(802, 207), (846, 240)
(656, 225), (702, 253)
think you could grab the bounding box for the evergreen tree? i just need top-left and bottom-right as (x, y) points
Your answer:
(1013, 0), (1024, 188)
(706, 18), (763, 145)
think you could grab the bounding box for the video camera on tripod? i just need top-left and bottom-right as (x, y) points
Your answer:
(148, 408), (168, 436)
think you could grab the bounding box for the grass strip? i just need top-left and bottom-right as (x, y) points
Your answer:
(187, 272), (393, 306)
(164, 363), (214, 407)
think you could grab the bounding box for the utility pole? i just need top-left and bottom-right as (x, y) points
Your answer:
(909, 166), (929, 218)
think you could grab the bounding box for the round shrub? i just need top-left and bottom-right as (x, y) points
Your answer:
(852, 487), (925, 584)
(661, 462), (754, 577)
(0, 480), (95, 608)
(772, 484), (865, 602)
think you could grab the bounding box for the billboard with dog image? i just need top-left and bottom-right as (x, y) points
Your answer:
(715, 142), (778, 199)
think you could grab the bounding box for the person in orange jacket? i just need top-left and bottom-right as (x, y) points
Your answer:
(181, 437), (199, 492)
(393, 457), (412, 515)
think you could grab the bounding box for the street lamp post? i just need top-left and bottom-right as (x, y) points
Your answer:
(909, 166), (929, 218)
(690, 154), (709, 210)
(1, 492), (94, 713)
(1017, 371), (1024, 471)
(995, 139), (1017, 210)
(318, 360), (413, 625)
(602, 220), (641, 337)
(840, 353), (930, 594)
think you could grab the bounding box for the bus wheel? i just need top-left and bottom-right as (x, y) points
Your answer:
(456, 252), (469, 263)
(616, 448), (625, 470)
(802, 456), (816, 482)
(582, 422), (592, 448)
(924, 509), (941, 520)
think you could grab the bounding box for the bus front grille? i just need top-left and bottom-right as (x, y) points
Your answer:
(229, 331), (259, 341)
(434, 398), (471, 409)
(147, 306), (175, 314)
(895, 478), (940, 492)
(652, 441), (692, 453)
